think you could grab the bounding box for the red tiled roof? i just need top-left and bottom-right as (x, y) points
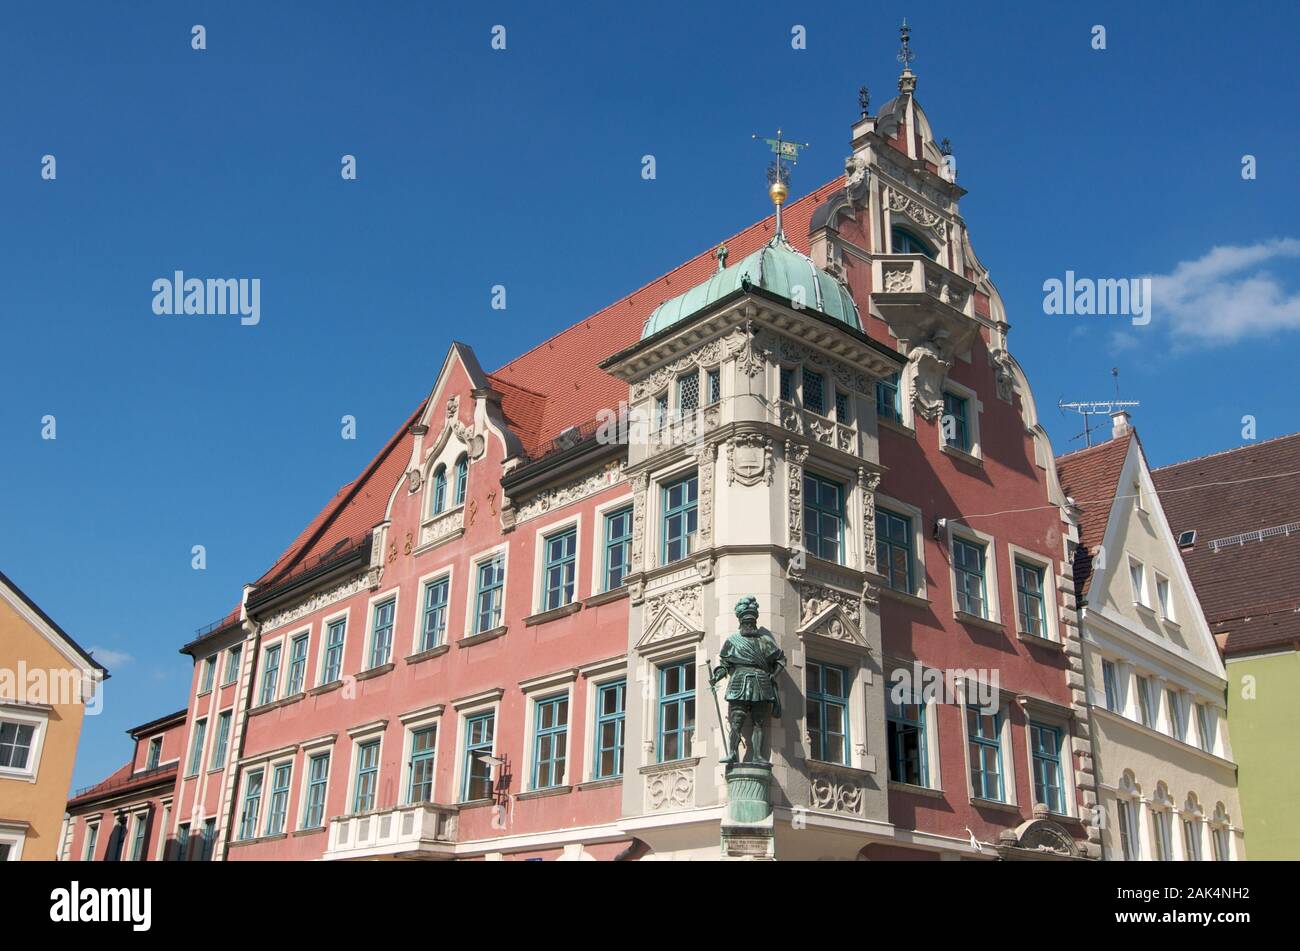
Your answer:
(1056, 433), (1134, 596)
(67, 762), (178, 810)
(488, 178), (848, 457)
(1153, 432), (1300, 657)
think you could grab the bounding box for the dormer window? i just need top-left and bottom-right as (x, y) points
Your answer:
(891, 226), (936, 259)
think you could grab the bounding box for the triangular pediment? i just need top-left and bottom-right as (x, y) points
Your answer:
(797, 603), (867, 649)
(636, 604), (703, 651)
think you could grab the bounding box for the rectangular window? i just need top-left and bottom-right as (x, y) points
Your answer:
(1196, 704), (1213, 753)
(474, 555), (505, 633)
(266, 762), (292, 836)
(224, 644), (242, 684)
(532, 695), (569, 789)
(654, 392), (669, 430)
(594, 680), (626, 779)
(942, 391), (970, 451)
(200, 656), (216, 693)
(677, 371), (699, 413)
(258, 645), (281, 705)
(876, 509), (914, 593)
(1015, 559), (1047, 637)
(885, 693), (927, 787)
(1156, 575), (1172, 619)
(84, 822), (99, 861)
(1166, 689), (1185, 741)
(1117, 799), (1137, 860)
(967, 707), (1004, 801)
(661, 475), (698, 564)
(803, 474), (843, 563)
(420, 578), (449, 652)
(369, 598), (395, 668)
(199, 818), (216, 862)
(706, 367), (721, 406)
(352, 740), (380, 813)
(1129, 559), (1146, 606)
(1030, 723), (1065, 814)
(876, 372), (902, 424)
(658, 661), (696, 762)
(129, 814), (147, 861)
(1212, 826), (1229, 861)
(1102, 660), (1120, 712)
(287, 634), (309, 695)
(146, 735), (162, 770)
(462, 713), (495, 801)
(303, 753), (330, 829)
(603, 506), (633, 591)
(172, 823), (186, 862)
(1183, 819), (1202, 861)
(322, 618), (346, 684)
(803, 368), (825, 415)
(834, 389), (850, 423)
(187, 719), (207, 776)
(1136, 676), (1155, 728)
(953, 537), (988, 619)
(407, 726), (437, 804)
(211, 710), (231, 769)
(779, 366), (794, 402)
(543, 527), (578, 611)
(806, 661), (849, 764)
(1154, 811), (1172, 860)
(238, 769), (264, 840)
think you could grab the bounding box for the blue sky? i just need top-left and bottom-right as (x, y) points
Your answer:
(2, 1), (1297, 788)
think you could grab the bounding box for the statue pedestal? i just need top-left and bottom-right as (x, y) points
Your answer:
(721, 763), (774, 859)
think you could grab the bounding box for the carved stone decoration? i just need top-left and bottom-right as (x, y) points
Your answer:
(644, 584), (702, 631)
(843, 154), (870, 205)
(810, 773), (865, 815)
(885, 187), (947, 241)
(726, 434), (773, 487)
(908, 339), (954, 421)
(785, 441), (810, 547)
(990, 348), (1016, 403)
(260, 572), (372, 634)
(883, 264), (913, 294)
(419, 507), (465, 548)
(696, 442), (716, 545)
(407, 468), (423, 493)
(859, 468), (881, 574)
(726, 319), (769, 378)
(645, 766), (694, 811)
(515, 460), (625, 523)
(778, 338), (870, 395)
(795, 581), (862, 628)
(998, 817), (1083, 858)
(630, 338), (726, 403)
(780, 404), (804, 435)
(629, 473), (649, 572)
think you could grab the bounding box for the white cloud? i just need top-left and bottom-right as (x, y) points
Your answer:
(88, 647), (133, 668)
(1147, 238), (1300, 344)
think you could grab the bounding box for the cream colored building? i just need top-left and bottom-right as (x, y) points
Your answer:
(1057, 416), (1245, 860)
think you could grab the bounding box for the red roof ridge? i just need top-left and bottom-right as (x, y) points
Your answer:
(1054, 431), (1133, 464)
(485, 374), (547, 399)
(1153, 430), (1300, 472)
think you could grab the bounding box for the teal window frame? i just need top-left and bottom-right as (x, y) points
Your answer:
(885, 693), (928, 786)
(129, 813), (147, 861)
(803, 473), (844, 564)
(543, 527), (578, 611)
(603, 506), (633, 591)
(322, 618), (346, 684)
(462, 712), (495, 802)
(187, 718), (207, 777)
(474, 555), (505, 633)
(368, 598), (395, 669)
(1030, 723), (1066, 814)
(431, 465), (447, 514)
(211, 710), (231, 769)
(258, 644), (281, 705)
(942, 391), (971, 452)
(407, 726), (437, 804)
(420, 577), (449, 652)
(876, 371), (902, 424)
(1102, 660), (1120, 712)
(352, 739), (380, 813)
(891, 226), (935, 259)
(266, 762), (292, 835)
(1015, 559), (1048, 637)
(657, 660), (695, 763)
(594, 680), (626, 779)
(453, 454), (468, 506)
(952, 537), (988, 618)
(286, 633), (309, 695)
(303, 752), (330, 828)
(238, 769), (264, 840)
(967, 706), (1004, 801)
(806, 661), (850, 764)
(661, 475), (698, 565)
(171, 823), (185, 862)
(199, 818), (216, 862)
(876, 508), (914, 593)
(531, 695), (569, 790)
(223, 644), (241, 685)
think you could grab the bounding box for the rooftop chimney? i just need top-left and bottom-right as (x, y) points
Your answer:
(1110, 410), (1132, 439)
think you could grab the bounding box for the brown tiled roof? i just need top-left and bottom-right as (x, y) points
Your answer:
(1055, 433), (1134, 597)
(1153, 432), (1300, 657)
(67, 762), (178, 810)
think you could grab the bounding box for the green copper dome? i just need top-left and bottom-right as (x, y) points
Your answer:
(642, 233), (861, 338)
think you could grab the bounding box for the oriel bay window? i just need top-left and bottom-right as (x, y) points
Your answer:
(1014, 559), (1047, 637)
(407, 727), (437, 804)
(594, 680), (626, 779)
(532, 695), (569, 789)
(876, 508), (914, 592)
(658, 660), (695, 762)
(352, 740), (380, 813)
(806, 661), (849, 764)
(603, 506), (633, 591)
(803, 473), (844, 563)
(885, 692), (927, 786)
(1029, 723), (1066, 814)
(661, 475), (698, 565)
(462, 713), (495, 801)
(543, 527), (578, 611)
(967, 706), (1004, 801)
(474, 554), (505, 633)
(952, 537), (989, 619)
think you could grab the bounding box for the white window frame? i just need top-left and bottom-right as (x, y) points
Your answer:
(1114, 772), (1142, 860)
(1021, 709), (1076, 818)
(956, 686), (1015, 806)
(153, 800), (172, 861)
(255, 633), (287, 706)
(344, 721), (388, 816)
(590, 494), (635, 595)
(1006, 543), (1058, 641)
(0, 821), (26, 861)
(316, 608), (350, 687)
(578, 657), (628, 783)
(938, 378), (983, 460)
(947, 523), (1001, 624)
(410, 566), (455, 656)
(465, 543), (509, 637)
(363, 589), (401, 670)
(532, 513), (583, 614)
(208, 707), (234, 772)
(82, 818), (100, 860)
(653, 457), (702, 569)
(875, 493), (928, 600)
(520, 670), (578, 791)
(398, 705), (444, 805)
(0, 707), (48, 783)
(297, 735), (335, 831)
(1128, 556), (1149, 609)
(261, 756), (296, 837)
(451, 690), (503, 803)
(1154, 571), (1174, 622)
(283, 628), (313, 697)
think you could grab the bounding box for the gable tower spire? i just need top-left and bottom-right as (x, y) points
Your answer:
(897, 18), (917, 94)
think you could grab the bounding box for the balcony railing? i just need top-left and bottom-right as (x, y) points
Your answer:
(871, 255), (976, 319)
(322, 803), (458, 860)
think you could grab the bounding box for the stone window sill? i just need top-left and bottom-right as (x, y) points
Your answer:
(309, 680), (343, 697)
(404, 644), (451, 665)
(583, 587), (629, 608)
(888, 781), (944, 799)
(640, 756), (699, 775)
(355, 662), (394, 682)
(576, 777), (623, 791)
(515, 785), (572, 801)
(458, 626), (507, 648)
(1017, 632), (1063, 652)
(523, 602), (583, 627)
(941, 444), (984, 467)
(880, 586), (930, 609)
(955, 611), (1005, 634)
(971, 796), (1021, 814)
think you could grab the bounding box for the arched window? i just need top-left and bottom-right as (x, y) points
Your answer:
(431, 465), (447, 515)
(891, 226), (936, 259)
(454, 454), (468, 507)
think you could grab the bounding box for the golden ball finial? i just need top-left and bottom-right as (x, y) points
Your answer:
(768, 179), (789, 207)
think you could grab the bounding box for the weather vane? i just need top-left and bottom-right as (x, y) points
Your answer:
(898, 18), (915, 70)
(752, 129), (810, 233)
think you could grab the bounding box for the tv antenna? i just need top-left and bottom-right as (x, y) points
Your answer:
(1059, 369), (1140, 448)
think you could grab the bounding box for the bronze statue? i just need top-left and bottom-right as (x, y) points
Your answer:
(709, 596), (785, 764)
